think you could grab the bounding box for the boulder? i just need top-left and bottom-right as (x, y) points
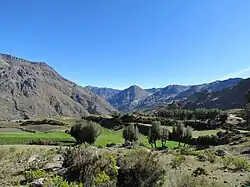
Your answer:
(29, 178), (45, 187)
(215, 150), (230, 157)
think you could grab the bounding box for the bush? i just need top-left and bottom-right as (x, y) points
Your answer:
(192, 167), (208, 177)
(62, 146), (80, 168)
(44, 176), (83, 187)
(167, 173), (226, 187)
(204, 149), (217, 163)
(23, 169), (48, 183)
(170, 154), (185, 169)
(233, 157), (249, 171)
(117, 148), (166, 187)
(63, 147), (118, 186)
(27, 149), (56, 170)
(70, 120), (100, 145)
(122, 124), (139, 142)
(221, 156), (234, 169)
(62, 147), (166, 187)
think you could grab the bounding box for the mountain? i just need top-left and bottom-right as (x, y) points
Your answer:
(108, 85), (149, 111)
(175, 78), (243, 99)
(137, 85), (190, 109)
(183, 78), (250, 109)
(137, 78), (242, 110)
(85, 86), (121, 100)
(145, 88), (162, 94)
(0, 53), (117, 120)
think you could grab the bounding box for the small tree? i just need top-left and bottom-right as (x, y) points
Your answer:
(183, 126), (192, 146)
(70, 120), (100, 145)
(160, 126), (169, 148)
(172, 122), (185, 146)
(148, 121), (162, 148)
(122, 124), (139, 142)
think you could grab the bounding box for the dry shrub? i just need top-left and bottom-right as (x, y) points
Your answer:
(117, 148), (166, 187)
(167, 171), (227, 187)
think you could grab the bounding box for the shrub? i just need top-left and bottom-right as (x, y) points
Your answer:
(233, 157), (249, 171)
(44, 176), (83, 187)
(23, 169), (48, 183)
(221, 156), (234, 169)
(192, 167), (208, 177)
(122, 124), (139, 142)
(70, 120), (100, 145)
(27, 149), (56, 170)
(170, 154), (185, 169)
(167, 173), (226, 187)
(204, 149), (217, 163)
(62, 146), (80, 168)
(117, 148), (166, 187)
(63, 147), (118, 186)
(178, 147), (193, 156)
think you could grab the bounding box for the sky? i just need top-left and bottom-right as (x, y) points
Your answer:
(0, 0), (250, 89)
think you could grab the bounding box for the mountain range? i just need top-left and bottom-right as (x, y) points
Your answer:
(87, 78), (243, 111)
(0, 53), (248, 120)
(182, 78), (250, 109)
(0, 53), (117, 120)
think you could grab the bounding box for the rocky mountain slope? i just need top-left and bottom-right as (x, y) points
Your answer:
(85, 86), (121, 100)
(89, 78), (242, 111)
(108, 85), (149, 111)
(0, 54), (117, 120)
(183, 78), (250, 109)
(134, 78), (242, 110)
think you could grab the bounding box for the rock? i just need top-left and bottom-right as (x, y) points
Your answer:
(29, 178), (45, 187)
(106, 142), (116, 147)
(124, 140), (132, 147)
(197, 155), (206, 162)
(224, 169), (228, 172)
(224, 181), (228, 184)
(215, 150), (229, 157)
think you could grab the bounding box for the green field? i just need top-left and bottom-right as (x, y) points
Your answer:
(0, 128), (180, 148)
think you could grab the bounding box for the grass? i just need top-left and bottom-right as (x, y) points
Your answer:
(0, 132), (74, 145)
(0, 128), (180, 148)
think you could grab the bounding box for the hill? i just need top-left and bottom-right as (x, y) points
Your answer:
(0, 53), (117, 120)
(183, 78), (250, 109)
(108, 85), (149, 111)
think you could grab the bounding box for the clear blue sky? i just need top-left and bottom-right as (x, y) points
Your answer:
(0, 0), (250, 89)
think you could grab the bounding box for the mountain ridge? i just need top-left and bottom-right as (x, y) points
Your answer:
(0, 53), (117, 120)
(88, 78), (243, 111)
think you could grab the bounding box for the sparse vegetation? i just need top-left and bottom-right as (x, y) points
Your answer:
(170, 154), (185, 169)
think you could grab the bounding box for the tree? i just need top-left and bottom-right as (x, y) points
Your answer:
(70, 120), (100, 145)
(148, 121), (162, 148)
(122, 124), (139, 142)
(183, 126), (193, 146)
(160, 126), (169, 148)
(172, 122), (185, 146)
